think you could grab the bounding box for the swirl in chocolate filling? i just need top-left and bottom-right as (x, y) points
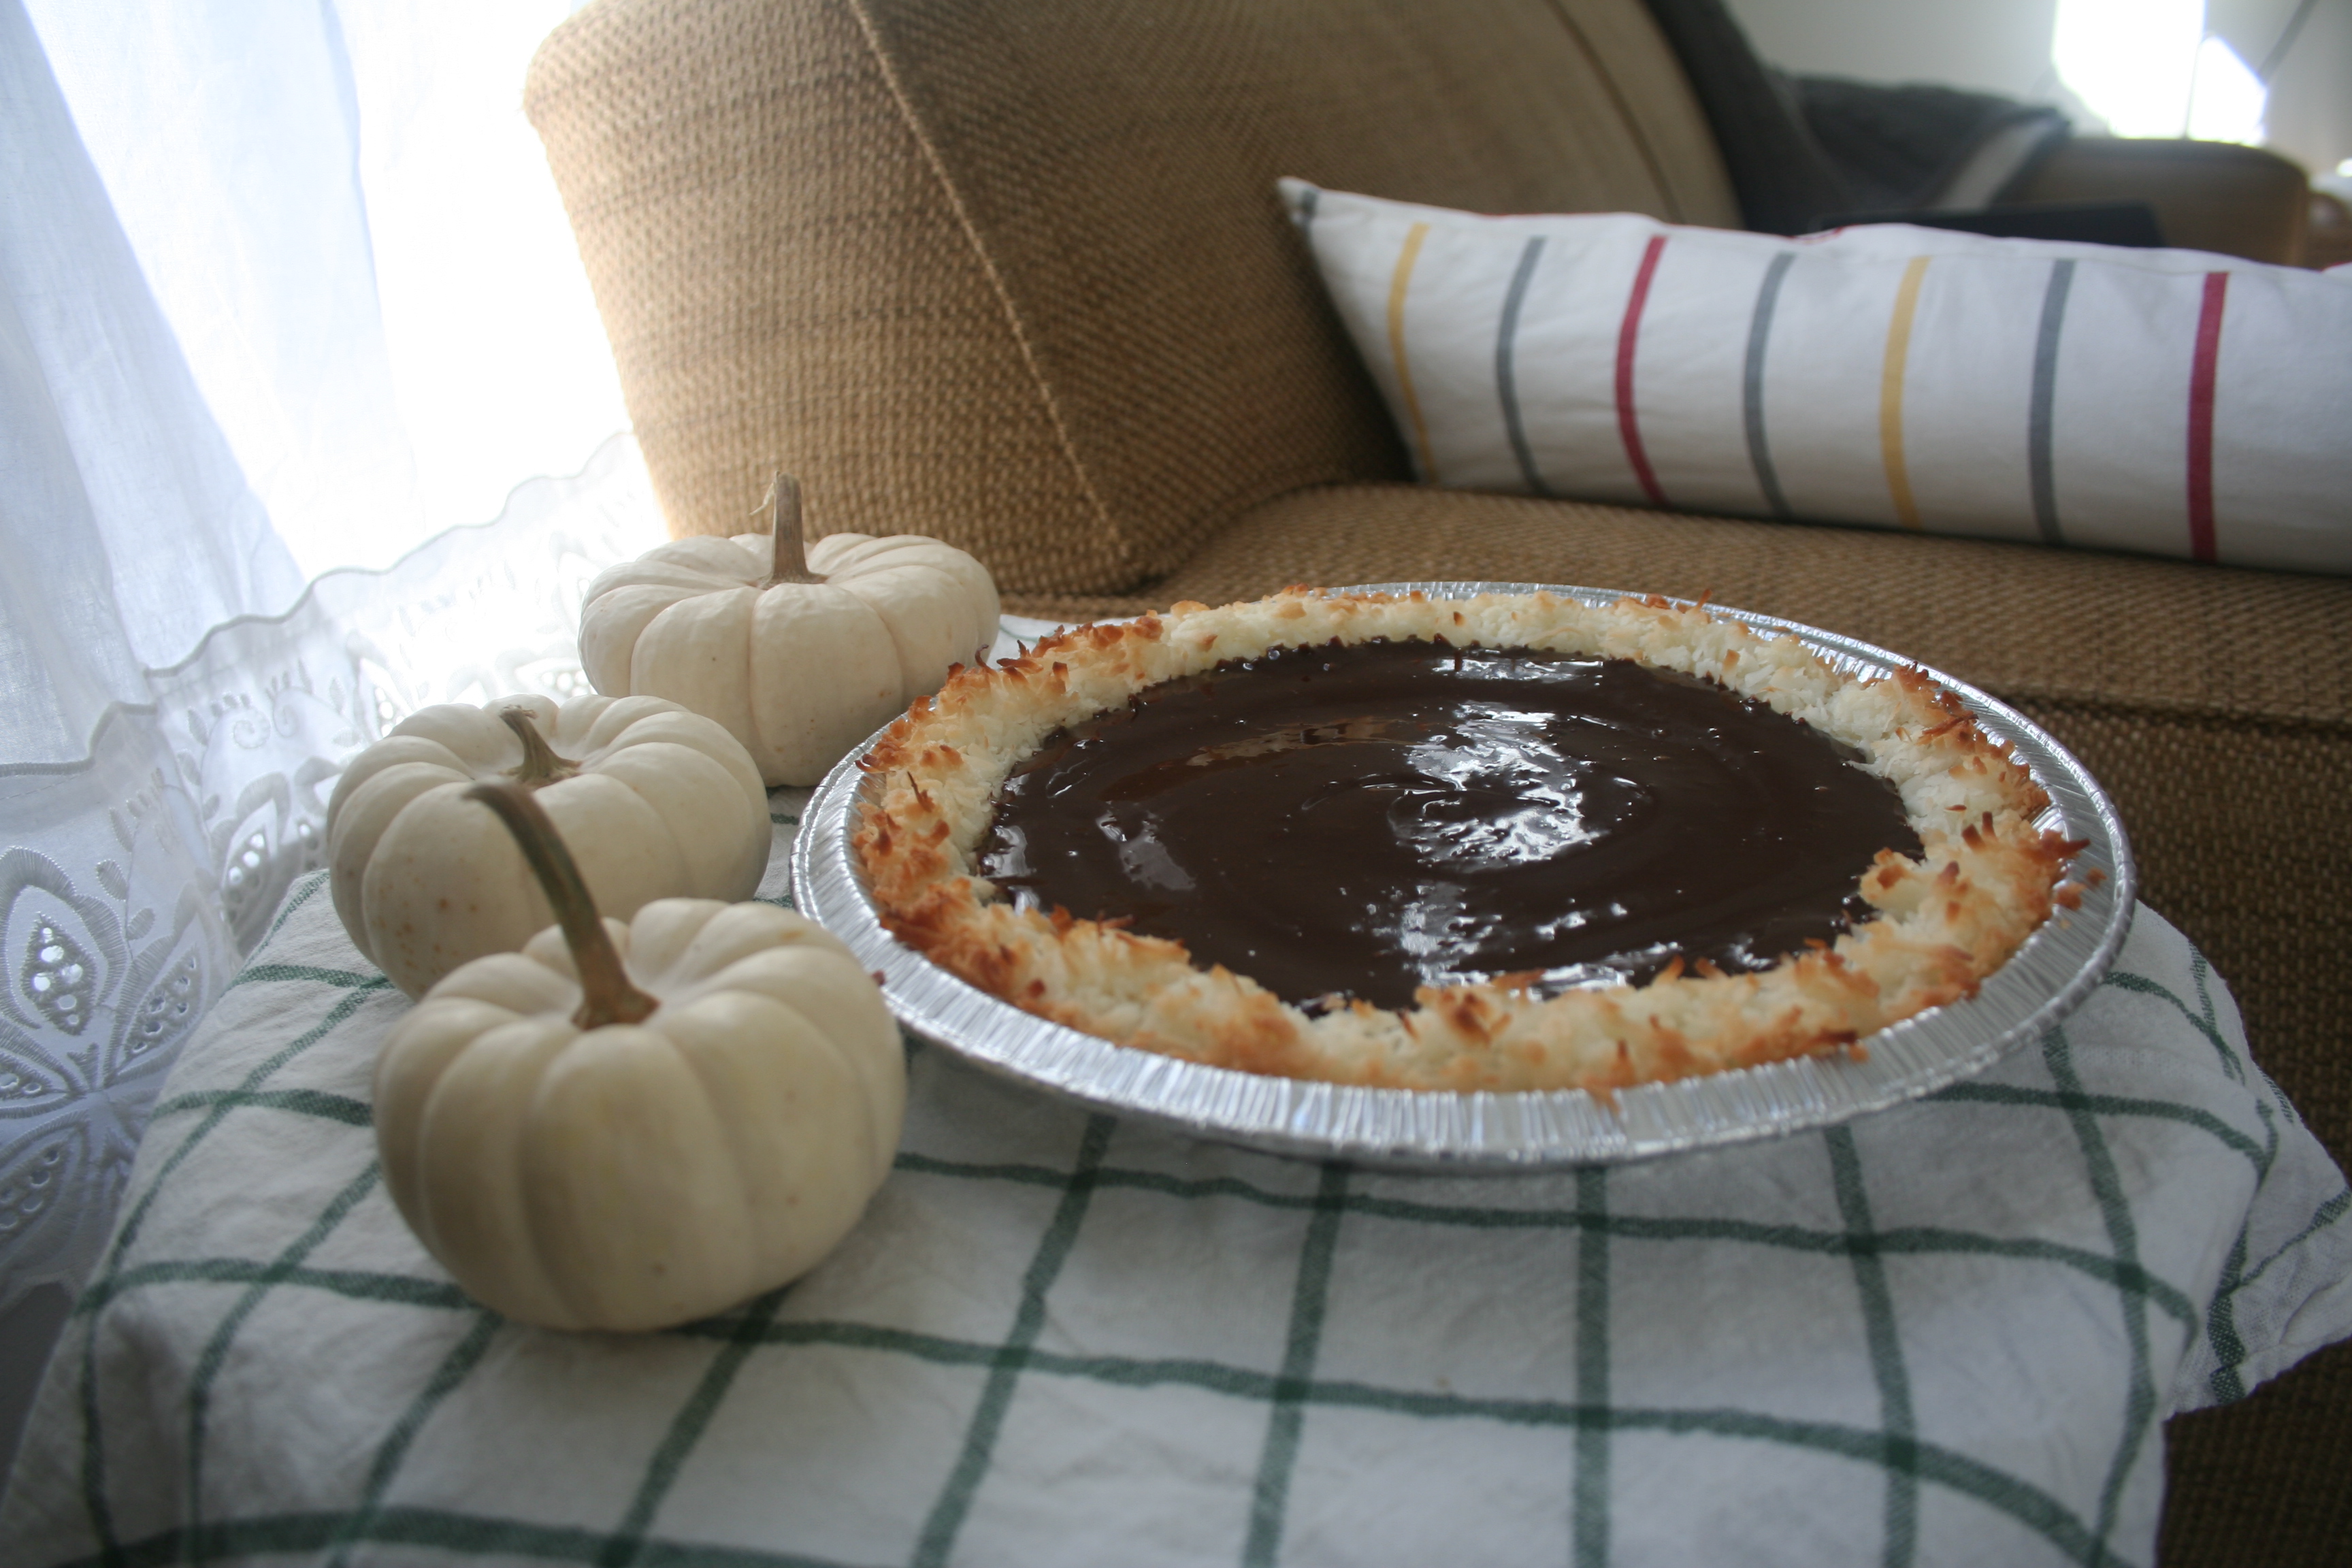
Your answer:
(978, 639), (1922, 1010)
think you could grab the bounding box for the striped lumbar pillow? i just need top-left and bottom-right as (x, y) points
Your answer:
(1280, 178), (2352, 574)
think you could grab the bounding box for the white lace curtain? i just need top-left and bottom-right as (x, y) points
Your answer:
(0, 0), (650, 1325)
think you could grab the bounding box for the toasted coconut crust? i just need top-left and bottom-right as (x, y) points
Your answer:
(853, 589), (2079, 1093)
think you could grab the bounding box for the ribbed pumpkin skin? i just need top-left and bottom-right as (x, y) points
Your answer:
(578, 531), (1001, 786)
(326, 695), (771, 999)
(374, 899), (906, 1331)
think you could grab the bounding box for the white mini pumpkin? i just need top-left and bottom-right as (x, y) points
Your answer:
(327, 693), (769, 998)
(375, 783), (904, 1331)
(577, 476), (1001, 786)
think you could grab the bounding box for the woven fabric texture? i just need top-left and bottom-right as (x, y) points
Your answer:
(1020, 484), (2352, 719)
(2160, 1339), (2352, 1565)
(3, 819), (2346, 1568)
(525, 0), (1118, 589)
(527, 0), (1737, 595)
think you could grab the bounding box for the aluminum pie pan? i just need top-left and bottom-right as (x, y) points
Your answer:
(794, 582), (2135, 1169)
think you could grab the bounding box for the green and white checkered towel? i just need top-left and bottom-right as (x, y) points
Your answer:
(1, 798), (2346, 1568)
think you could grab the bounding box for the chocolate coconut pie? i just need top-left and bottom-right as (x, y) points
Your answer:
(854, 589), (2082, 1094)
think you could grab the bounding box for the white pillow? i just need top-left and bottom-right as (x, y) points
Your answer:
(1281, 178), (2352, 574)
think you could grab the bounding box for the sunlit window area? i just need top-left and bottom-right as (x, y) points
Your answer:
(2187, 32), (2272, 144)
(2054, 0), (2211, 136)
(2053, 0), (2274, 144)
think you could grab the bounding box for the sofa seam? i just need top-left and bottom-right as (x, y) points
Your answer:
(838, 0), (1124, 577)
(1535, 0), (1686, 223)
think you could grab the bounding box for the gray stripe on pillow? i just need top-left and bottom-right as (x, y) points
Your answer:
(2030, 259), (2076, 547)
(1742, 252), (1797, 520)
(1497, 236), (1554, 497)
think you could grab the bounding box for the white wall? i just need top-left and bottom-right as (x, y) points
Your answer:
(1718, 0), (2065, 100)
(1722, 0), (2349, 179)
(2214, 0), (2352, 177)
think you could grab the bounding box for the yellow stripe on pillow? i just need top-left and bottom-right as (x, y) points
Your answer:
(1879, 255), (1930, 530)
(1387, 221), (1436, 482)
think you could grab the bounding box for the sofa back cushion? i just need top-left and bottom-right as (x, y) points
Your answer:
(529, 0), (1736, 595)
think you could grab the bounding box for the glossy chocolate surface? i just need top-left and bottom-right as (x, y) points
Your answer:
(978, 640), (1921, 1009)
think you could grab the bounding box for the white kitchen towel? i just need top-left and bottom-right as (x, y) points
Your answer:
(0, 813), (2346, 1568)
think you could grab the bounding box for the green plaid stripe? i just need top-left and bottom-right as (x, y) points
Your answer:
(109, 1180), (2180, 1363)
(42, 1510), (874, 1568)
(2238, 1189), (2352, 1292)
(909, 1115), (1117, 1567)
(44, 1390), (2132, 1568)
(1571, 1167), (1610, 1568)
(76, 974), (395, 1566)
(2044, 1026), (2157, 1567)
(902, 1151), (2204, 1333)
(17, 867), (2338, 1568)
(1827, 1128), (1918, 1568)
(257, 873), (331, 947)
(84, 1262), (467, 1315)
(228, 963), (382, 991)
(1241, 1162), (1350, 1567)
(324, 1311), (504, 1568)
(146, 1087), (372, 1126)
(606, 1286), (796, 1565)
(2101, 968), (2240, 1083)
(30, 1407), (2127, 1568)
(186, 1164), (384, 1539)
(2199, 1226), (2255, 1406)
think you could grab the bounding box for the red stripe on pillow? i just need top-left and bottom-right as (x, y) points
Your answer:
(1615, 235), (1670, 508)
(2187, 272), (2228, 564)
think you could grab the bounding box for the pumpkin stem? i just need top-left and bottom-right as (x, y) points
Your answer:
(500, 707), (581, 788)
(763, 472), (823, 587)
(462, 781), (660, 1030)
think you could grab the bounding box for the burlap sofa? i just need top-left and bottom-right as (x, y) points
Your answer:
(524, 1), (2349, 1557)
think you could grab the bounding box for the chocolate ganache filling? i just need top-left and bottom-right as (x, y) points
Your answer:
(978, 640), (1923, 1011)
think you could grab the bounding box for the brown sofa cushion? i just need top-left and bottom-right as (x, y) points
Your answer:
(2011, 137), (2314, 266)
(529, 0), (1739, 595)
(1030, 483), (2351, 719)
